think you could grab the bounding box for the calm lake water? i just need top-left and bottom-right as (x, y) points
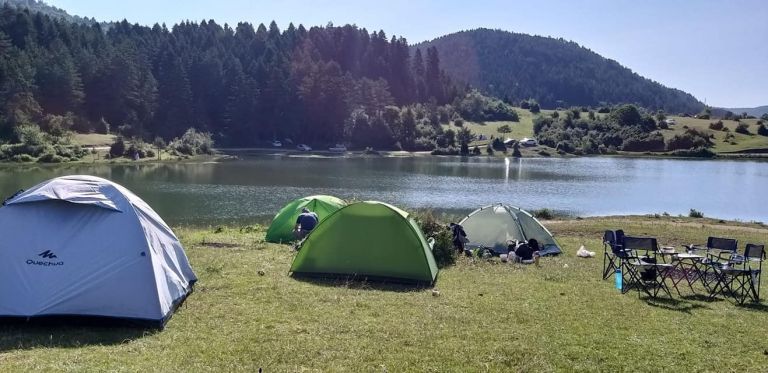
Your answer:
(1, 155), (767, 225)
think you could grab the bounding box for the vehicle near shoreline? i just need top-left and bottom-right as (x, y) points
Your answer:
(296, 144), (312, 151)
(520, 138), (538, 146)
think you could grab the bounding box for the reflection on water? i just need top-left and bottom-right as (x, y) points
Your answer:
(1, 155), (767, 225)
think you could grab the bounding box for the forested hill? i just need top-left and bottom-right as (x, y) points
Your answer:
(0, 0), (95, 24)
(0, 6), (469, 148)
(415, 28), (705, 114)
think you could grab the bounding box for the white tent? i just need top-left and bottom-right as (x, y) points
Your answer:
(0, 175), (196, 327)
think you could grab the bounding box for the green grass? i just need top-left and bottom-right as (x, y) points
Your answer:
(664, 116), (768, 153)
(2, 216), (767, 371)
(72, 133), (116, 147)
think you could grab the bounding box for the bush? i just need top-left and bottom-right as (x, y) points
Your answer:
(486, 145), (494, 155)
(512, 143), (522, 157)
(669, 147), (716, 158)
(758, 124), (768, 136)
(15, 124), (47, 146)
(689, 209), (704, 218)
(551, 111), (559, 119)
(170, 128), (215, 156)
(110, 136), (126, 157)
(413, 137), (436, 151)
(38, 152), (66, 163)
(666, 128), (713, 151)
(412, 210), (456, 268)
(537, 149), (551, 157)
(529, 102), (540, 114)
(709, 120), (724, 130)
(497, 124), (512, 134)
(532, 208), (554, 220)
(431, 147), (459, 155)
(735, 123), (751, 135)
(453, 118), (464, 127)
(11, 154), (35, 163)
(472, 146), (481, 155)
(491, 138), (506, 151)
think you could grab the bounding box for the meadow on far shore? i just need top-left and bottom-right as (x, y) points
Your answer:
(1, 215), (767, 371)
(62, 106), (768, 164)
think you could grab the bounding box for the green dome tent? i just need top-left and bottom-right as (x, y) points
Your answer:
(265, 195), (346, 243)
(290, 201), (439, 284)
(459, 204), (562, 256)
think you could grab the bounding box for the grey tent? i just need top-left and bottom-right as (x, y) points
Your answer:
(459, 204), (562, 256)
(0, 175), (196, 327)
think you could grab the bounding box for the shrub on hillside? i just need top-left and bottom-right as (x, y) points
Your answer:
(666, 128), (713, 151)
(532, 208), (555, 220)
(709, 120), (724, 130)
(551, 111), (559, 119)
(758, 124), (768, 136)
(498, 124), (512, 134)
(530, 102), (541, 114)
(621, 133), (665, 152)
(689, 209), (704, 218)
(735, 123), (751, 135)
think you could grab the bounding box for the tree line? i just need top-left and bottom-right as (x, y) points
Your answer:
(2, 6), (521, 153)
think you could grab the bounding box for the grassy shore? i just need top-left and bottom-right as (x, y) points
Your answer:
(1, 216), (767, 371)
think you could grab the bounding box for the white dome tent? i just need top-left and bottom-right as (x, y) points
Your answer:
(0, 175), (196, 328)
(459, 204), (562, 256)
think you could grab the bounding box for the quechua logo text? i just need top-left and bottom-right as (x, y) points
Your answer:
(26, 250), (64, 266)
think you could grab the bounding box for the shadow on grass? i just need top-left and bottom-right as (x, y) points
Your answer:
(291, 274), (431, 293)
(642, 296), (710, 314)
(679, 293), (724, 303)
(736, 302), (768, 313)
(0, 318), (157, 352)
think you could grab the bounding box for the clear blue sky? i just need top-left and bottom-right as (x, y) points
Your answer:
(50, 0), (768, 108)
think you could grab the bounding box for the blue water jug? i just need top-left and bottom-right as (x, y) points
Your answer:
(615, 268), (623, 290)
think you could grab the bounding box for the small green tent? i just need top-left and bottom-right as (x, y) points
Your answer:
(265, 195), (346, 243)
(290, 201), (439, 284)
(459, 204), (562, 256)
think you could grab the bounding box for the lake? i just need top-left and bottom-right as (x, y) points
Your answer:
(1, 155), (767, 225)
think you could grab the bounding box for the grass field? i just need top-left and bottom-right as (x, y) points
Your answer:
(664, 116), (768, 153)
(2, 216), (767, 371)
(72, 133), (116, 147)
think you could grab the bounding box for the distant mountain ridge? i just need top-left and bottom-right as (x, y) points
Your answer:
(0, 0), (96, 25)
(720, 106), (768, 118)
(414, 28), (705, 114)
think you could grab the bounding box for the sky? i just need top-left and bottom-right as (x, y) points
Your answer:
(49, 0), (768, 108)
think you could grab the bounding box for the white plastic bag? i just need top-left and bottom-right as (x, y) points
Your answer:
(576, 245), (596, 258)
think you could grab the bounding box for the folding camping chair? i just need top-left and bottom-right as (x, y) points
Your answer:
(622, 236), (675, 298)
(708, 244), (765, 304)
(602, 229), (626, 280)
(689, 237), (738, 289)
